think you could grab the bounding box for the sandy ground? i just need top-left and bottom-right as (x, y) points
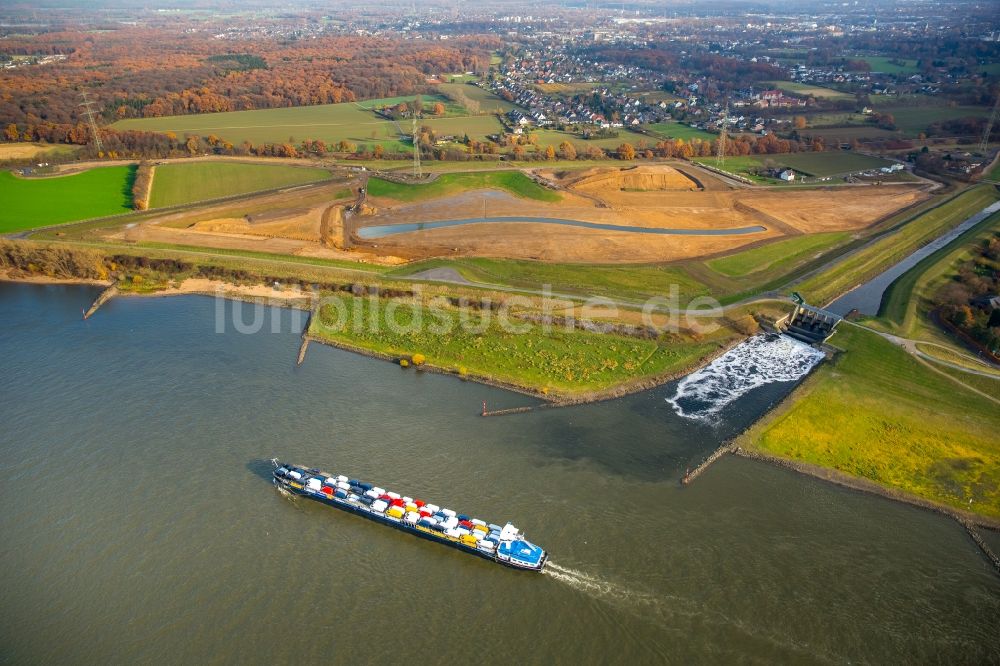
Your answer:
(361, 221), (777, 263)
(0, 144), (61, 160)
(99, 160), (930, 265)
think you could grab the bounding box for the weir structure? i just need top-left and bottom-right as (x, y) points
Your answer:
(776, 302), (842, 345)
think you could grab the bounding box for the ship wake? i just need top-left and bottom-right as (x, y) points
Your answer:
(666, 335), (825, 421)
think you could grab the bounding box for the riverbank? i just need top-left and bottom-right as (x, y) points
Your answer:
(736, 324), (1000, 523)
(0, 267), (748, 403)
(307, 292), (743, 402)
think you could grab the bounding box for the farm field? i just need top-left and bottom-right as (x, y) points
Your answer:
(862, 57), (920, 74)
(310, 292), (725, 396)
(149, 162), (332, 208)
(0, 166), (135, 232)
(436, 83), (516, 113)
(531, 128), (653, 151)
(421, 115), (504, 141)
(739, 324), (1000, 520)
(113, 101), (408, 151)
(694, 152), (892, 180)
(887, 105), (991, 136)
(765, 81), (851, 99)
(794, 185), (1000, 305)
(777, 152), (893, 176)
(646, 122), (716, 142)
(366, 172), (560, 203)
(0, 142), (79, 161)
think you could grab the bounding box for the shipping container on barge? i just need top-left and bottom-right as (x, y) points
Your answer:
(271, 460), (548, 572)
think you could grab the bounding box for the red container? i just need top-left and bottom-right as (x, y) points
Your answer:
(459, 520), (473, 529)
(391, 498), (405, 507)
(414, 500), (426, 507)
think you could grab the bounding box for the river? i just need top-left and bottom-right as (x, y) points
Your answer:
(1, 283), (997, 664)
(826, 201), (1000, 316)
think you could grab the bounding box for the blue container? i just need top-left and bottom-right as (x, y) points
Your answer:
(457, 514), (471, 522)
(334, 490), (348, 499)
(359, 482), (374, 491)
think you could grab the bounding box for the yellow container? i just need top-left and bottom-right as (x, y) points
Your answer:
(405, 503), (418, 513)
(472, 525), (488, 534)
(387, 507), (405, 519)
(460, 534), (478, 546)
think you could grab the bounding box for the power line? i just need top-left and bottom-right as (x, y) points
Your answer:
(79, 89), (104, 155)
(979, 93), (999, 154)
(412, 115), (421, 177)
(716, 101), (728, 168)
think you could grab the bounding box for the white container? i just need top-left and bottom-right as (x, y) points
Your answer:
(445, 528), (461, 538)
(456, 527), (471, 536)
(336, 481), (350, 491)
(404, 512), (419, 524)
(306, 478), (322, 491)
(478, 542), (496, 551)
(336, 475), (348, 483)
(402, 496), (413, 505)
(441, 517), (459, 530)
(371, 500), (388, 513)
(288, 471), (302, 480)
(372, 487), (386, 496)
(323, 477), (337, 486)
(364, 489), (380, 499)
(387, 492), (401, 500)
(471, 519), (486, 527)
(424, 504), (440, 514)
(441, 509), (456, 517)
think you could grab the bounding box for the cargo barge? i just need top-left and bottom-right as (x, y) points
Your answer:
(271, 460), (548, 572)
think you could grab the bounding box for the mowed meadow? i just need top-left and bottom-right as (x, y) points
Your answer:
(0, 167), (135, 232)
(112, 91), (509, 151)
(149, 162), (332, 208)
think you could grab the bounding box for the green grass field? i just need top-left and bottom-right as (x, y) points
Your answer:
(645, 122), (716, 142)
(886, 105), (991, 136)
(795, 185), (1000, 305)
(148, 162), (332, 208)
(436, 83), (516, 114)
(0, 167), (135, 232)
(366, 172), (560, 203)
(765, 81), (851, 99)
(392, 257), (710, 302)
(707, 233), (852, 278)
(310, 293), (721, 395)
(862, 57), (920, 74)
(741, 324), (1000, 520)
(113, 101), (409, 151)
(528, 128), (654, 152)
(421, 115), (504, 141)
(696, 152), (891, 179)
(777, 152), (892, 176)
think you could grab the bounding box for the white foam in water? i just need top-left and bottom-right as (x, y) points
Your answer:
(667, 335), (825, 421)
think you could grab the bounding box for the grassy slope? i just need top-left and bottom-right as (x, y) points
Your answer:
(743, 324), (1000, 519)
(878, 210), (1000, 332)
(706, 232), (851, 278)
(0, 167), (135, 232)
(366, 172), (560, 203)
(148, 162), (331, 208)
(310, 294), (723, 395)
(795, 185), (1000, 305)
(391, 257), (710, 302)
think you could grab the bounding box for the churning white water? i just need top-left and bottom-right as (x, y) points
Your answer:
(667, 335), (825, 421)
